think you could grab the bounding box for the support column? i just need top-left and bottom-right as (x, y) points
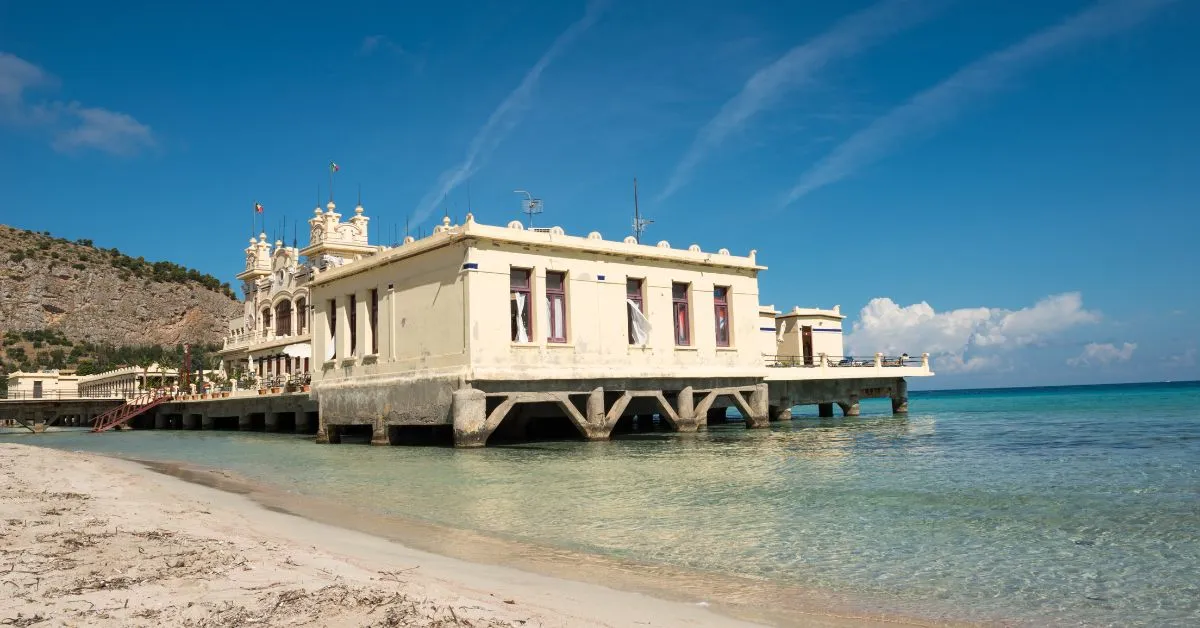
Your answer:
(818, 402), (835, 418)
(891, 378), (909, 414)
(238, 414), (252, 430)
(745, 383), (770, 428)
(155, 413), (168, 429)
(295, 412), (311, 433)
(673, 386), (698, 432)
(265, 412), (280, 432)
(370, 419), (391, 446)
(451, 387), (489, 447)
(201, 414), (215, 430)
(838, 396), (860, 417)
(772, 397), (793, 422)
(580, 387), (611, 440)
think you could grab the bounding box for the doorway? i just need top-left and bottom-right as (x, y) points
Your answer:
(802, 326), (814, 366)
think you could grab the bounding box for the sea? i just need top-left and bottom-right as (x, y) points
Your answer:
(4, 381), (1198, 627)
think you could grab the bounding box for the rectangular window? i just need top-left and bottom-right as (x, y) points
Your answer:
(510, 269), (532, 342)
(327, 299), (337, 360)
(714, 286), (730, 347)
(348, 294), (358, 356)
(672, 282), (691, 346)
(369, 289), (379, 354)
(546, 271), (567, 343)
(626, 278), (646, 345)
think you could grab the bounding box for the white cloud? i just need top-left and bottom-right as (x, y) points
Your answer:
(784, 0), (1175, 204)
(845, 292), (1101, 373)
(656, 0), (940, 203)
(51, 103), (155, 155)
(1067, 342), (1137, 367)
(0, 51), (155, 156)
(412, 1), (607, 224)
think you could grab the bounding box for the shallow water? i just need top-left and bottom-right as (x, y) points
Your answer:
(6, 382), (1199, 626)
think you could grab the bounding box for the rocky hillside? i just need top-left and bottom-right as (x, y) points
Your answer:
(0, 224), (242, 347)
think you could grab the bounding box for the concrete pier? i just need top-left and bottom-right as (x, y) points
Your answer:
(891, 379), (909, 414)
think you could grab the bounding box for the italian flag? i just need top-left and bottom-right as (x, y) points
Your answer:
(330, 161), (340, 173)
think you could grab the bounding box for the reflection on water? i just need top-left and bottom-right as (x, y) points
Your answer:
(5, 383), (1200, 627)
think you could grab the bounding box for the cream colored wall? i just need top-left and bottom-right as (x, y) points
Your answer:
(776, 315), (844, 359)
(758, 308), (779, 357)
(465, 241), (765, 380)
(310, 242), (470, 383)
(7, 372), (78, 397)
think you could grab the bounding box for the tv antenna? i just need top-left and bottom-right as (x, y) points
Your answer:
(632, 177), (652, 244)
(513, 189), (543, 229)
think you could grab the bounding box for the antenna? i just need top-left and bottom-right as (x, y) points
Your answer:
(632, 177), (652, 244)
(513, 189), (543, 229)
(357, 184), (362, 206)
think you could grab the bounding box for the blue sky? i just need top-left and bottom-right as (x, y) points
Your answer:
(1, 0), (1197, 388)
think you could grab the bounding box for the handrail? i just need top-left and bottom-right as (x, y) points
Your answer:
(764, 353), (929, 369)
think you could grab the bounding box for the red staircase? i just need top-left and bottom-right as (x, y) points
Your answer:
(91, 391), (172, 433)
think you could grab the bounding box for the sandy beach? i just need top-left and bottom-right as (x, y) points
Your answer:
(0, 442), (957, 627)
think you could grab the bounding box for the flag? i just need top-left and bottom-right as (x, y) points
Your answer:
(254, 202), (264, 213)
(329, 161), (340, 173)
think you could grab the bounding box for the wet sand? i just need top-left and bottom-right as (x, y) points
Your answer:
(0, 443), (974, 626)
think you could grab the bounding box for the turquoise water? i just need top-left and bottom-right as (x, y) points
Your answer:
(5, 382), (1199, 626)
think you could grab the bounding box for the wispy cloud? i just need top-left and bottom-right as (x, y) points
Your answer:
(0, 51), (156, 156)
(1067, 341), (1137, 367)
(655, 0), (943, 203)
(783, 0), (1175, 205)
(412, 1), (607, 223)
(51, 103), (155, 155)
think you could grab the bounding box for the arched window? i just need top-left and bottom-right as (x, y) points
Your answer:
(275, 300), (292, 336)
(261, 307), (272, 335)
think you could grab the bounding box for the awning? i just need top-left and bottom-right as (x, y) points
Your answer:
(283, 343), (311, 358)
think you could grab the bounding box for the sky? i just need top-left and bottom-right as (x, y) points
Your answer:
(1, 0), (1197, 389)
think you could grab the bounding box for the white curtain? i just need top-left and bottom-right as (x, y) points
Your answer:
(325, 333), (336, 361)
(551, 297), (564, 339)
(514, 292), (529, 342)
(627, 299), (651, 345)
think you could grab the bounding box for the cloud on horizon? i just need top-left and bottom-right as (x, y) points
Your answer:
(412, 0), (607, 224)
(845, 292), (1101, 373)
(0, 51), (155, 156)
(783, 0), (1175, 205)
(1068, 342), (1137, 367)
(656, 0), (942, 204)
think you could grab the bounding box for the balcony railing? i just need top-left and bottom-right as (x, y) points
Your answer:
(2, 390), (140, 401)
(765, 352), (930, 370)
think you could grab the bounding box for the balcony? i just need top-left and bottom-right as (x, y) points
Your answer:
(763, 352), (933, 380)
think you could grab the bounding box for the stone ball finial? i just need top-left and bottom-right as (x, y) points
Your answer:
(507, 220), (524, 230)
(749, 249), (757, 260)
(275, 240), (283, 248)
(403, 235), (415, 244)
(688, 244), (701, 252)
(465, 212), (475, 224)
(249, 237), (257, 245)
(656, 240), (671, 248)
(587, 231), (602, 240)
(623, 236), (637, 244)
(355, 205), (364, 215)
(549, 226), (565, 235)
(442, 215), (451, 226)
(258, 233), (267, 242)
(313, 207), (322, 216)
(326, 201), (336, 213)
(718, 248), (730, 255)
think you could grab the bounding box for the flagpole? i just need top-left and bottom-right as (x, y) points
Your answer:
(329, 163), (334, 203)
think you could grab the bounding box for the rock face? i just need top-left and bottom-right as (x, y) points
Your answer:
(0, 225), (241, 346)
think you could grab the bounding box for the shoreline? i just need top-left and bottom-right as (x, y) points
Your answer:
(1, 441), (977, 627)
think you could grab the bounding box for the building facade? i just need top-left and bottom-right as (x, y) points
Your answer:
(218, 199), (381, 388)
(307, 214), (773, 446)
